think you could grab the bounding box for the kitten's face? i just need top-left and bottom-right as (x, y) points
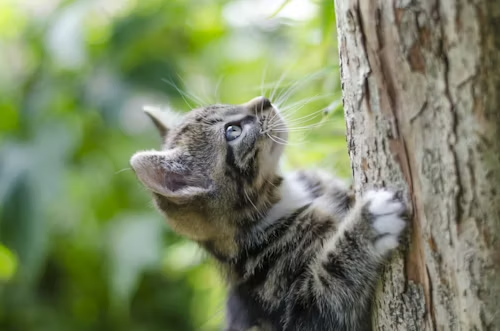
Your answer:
(130, 96), (286, 244)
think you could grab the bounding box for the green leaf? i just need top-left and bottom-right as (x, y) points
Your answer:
(0, 243), (17, 281)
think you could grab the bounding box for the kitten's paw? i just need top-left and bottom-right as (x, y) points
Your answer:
(364, 189), (407, 255)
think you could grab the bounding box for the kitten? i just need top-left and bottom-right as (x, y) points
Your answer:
(130, 96), (407, 331)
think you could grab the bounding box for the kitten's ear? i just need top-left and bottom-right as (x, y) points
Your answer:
(143, 106), (169, 138)
(130, 150), (212, 204)
(143, 105), (183, 139)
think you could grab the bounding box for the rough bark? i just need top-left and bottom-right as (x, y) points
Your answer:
(333, 0), (500, 330)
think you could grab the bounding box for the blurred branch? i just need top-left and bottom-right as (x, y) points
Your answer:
(267, 0), (292, 18)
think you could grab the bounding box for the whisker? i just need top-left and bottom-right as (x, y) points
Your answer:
(266, 132), (286, 145)
(266, 132), (290, 144)
(266, 68), (328, 125)
(278, 94), (333, 115)
(260, 63), (269, 98)
(269, 118), (336, 132)
(274, 68), (330, 109)
(197, 76), (210, 105)
(256, 80), (297, 91)
(264, 178), (280, 189)
(214, 75), (225, 104)
(285, 104), (334, 120)
(267, 133), (305, 146)
(282, 114), (325, 127)
(244, 189), (265, 220)
(280, 103), (340, 127)
(270, 91), (329, 126)
(115, 167), (132, 175)
(278, 95), (323, 122)
(272, 121), (335, 132)
(270, 62), (297, 102)
(176, 74), (210, 106)
(161, 78), (196, 109)
(262, 117), (287, 133)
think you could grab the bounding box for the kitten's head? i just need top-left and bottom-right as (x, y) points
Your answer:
(130, 96), (286, 252)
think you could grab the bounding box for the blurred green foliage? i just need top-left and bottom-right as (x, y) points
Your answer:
(0, 0), (347, 330)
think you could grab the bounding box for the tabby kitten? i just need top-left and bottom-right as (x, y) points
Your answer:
(130, 96), (407, 331)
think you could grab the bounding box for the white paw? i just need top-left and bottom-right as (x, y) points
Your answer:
(364, 189), (406, 255)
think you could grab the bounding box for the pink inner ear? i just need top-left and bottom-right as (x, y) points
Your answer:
(165, 172), (188, 192)
(131, 150), (212, 201)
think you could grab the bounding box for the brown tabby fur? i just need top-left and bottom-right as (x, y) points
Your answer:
(130, 96), (407, 331)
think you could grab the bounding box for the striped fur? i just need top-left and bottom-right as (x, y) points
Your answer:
(130, 97), (407, 331)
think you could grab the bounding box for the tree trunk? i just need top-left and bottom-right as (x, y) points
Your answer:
(333, 0), (500, 330)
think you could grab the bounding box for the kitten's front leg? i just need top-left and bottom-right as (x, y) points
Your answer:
(285, 189), (407, 331)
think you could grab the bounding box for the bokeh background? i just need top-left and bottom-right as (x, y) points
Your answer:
(0, 0), (348, 330)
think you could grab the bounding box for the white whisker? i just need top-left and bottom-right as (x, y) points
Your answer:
(272, 121), (334, 132)
(214, 75), (225, 104)
(270, 62), (297, 102)
(264, 178), (279, 189)
(244, 189), (265, 220)
(274, 69), (329, 109)
(269, 91), (328, 127)
(283, 118), (321, 129)
(115, 167), (132, 175)
(266, 132), (285, 145)
(284, 106), (333, 125)
(267, 133), (306, 146)
(277, 96), (321, 123)
(260, 64), (269, 98)
(161, 78), (197, 109)
(268, 117), (335, 133)
(278, 94), (332, 116)
(176, 74), (210, 106)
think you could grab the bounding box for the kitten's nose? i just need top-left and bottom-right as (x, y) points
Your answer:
(244, 96), (273, 114)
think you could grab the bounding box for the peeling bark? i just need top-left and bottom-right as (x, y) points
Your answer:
(333, 0), (500, 330)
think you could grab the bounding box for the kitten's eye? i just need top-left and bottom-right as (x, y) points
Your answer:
(225, 125), (242, 141)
